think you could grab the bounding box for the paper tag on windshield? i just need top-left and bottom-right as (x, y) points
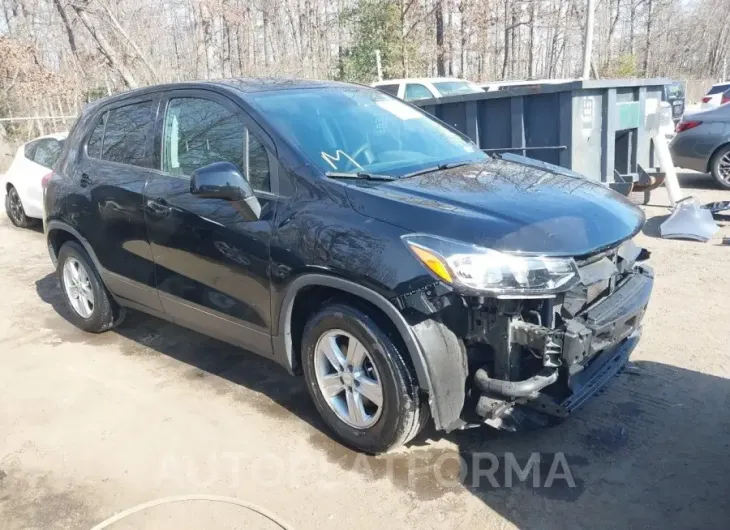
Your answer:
(376, 99), (423, 120)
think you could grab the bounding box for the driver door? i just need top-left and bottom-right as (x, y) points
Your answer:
(144, 90), (279, 357)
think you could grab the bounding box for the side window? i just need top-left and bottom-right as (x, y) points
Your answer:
(33, 139), (64, 169)
(24, 140), (39, 160)
(87, 112), (107, 159)
(247, 132), (270, 192)
(101, 101), (155, 167)
(404, 84), (433, 101)
(162, 97), (271, 192)
(376, 84), (399, 97)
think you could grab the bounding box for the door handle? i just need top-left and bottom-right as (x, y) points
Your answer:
(146, 198), (172, 217)
(79, 173), (92, 188)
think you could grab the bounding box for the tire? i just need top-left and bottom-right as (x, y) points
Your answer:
(4, 185), (34, 228)
(57, 241), (124, 333)
(301, 303), (428, 454)
(710, 145), (730, 190)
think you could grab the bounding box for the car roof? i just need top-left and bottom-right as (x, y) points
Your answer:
(372, 77), (473, 86)
(83, 78), (362, 110)
(24, 131), (68, 144)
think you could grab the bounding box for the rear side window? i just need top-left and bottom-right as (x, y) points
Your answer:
(24, 140), (39, 160)
(708, 84), (730, 95)
(32, 139), (64, 168)
(101, 101), (155, 167)
(376, 84), (399, 96)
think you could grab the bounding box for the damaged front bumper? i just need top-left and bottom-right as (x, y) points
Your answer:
(469, 260), (653, 431)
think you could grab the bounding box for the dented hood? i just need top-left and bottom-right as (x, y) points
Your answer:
(345, 157), (645, 257)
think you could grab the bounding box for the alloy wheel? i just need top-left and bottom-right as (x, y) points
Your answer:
(719, 152), (730, 183)
(313, 329), (384, 429)
(63, 257), (95, 319)
(8, 188), (24, 224)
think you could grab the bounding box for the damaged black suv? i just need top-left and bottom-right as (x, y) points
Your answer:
(44, 79), (653, 453)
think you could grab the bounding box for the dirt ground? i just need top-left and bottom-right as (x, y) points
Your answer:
(1, 172), (729, 530)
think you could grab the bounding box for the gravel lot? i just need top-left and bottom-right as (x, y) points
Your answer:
(1, 172), (729, 529)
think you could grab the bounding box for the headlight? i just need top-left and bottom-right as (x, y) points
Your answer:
(402, 234), (579, 297)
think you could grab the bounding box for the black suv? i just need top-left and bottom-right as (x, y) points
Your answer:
(43, 79), (654, 453)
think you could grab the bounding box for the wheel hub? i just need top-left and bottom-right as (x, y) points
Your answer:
(63, 257), (95, 319)
(313, 330), (384, 429)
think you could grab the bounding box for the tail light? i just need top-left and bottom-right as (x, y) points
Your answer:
(722, 95), (730, 105)
(702, 96), (712, 103)
(41, 171), (54, 189)
(675, 121), (702, 133)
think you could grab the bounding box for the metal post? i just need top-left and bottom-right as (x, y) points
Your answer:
(375, 50), (383, 81)
(582, 0), (596, 80)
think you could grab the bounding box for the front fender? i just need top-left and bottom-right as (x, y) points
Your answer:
(274, 273), (467, 431)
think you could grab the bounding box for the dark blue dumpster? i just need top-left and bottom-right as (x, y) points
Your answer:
(413, 78), (670, 194)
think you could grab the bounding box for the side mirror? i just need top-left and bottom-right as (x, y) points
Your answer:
(190, 161), (261, 219)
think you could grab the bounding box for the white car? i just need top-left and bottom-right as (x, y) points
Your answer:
(701, 83), (730, 109)
(481, 79), (578, 92)
(371, 77), (483, 102)
(3, 132), (67, 228)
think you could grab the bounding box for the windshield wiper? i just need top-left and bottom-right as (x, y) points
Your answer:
(325, 171), (396, 181)
(402, 161), (471, 179)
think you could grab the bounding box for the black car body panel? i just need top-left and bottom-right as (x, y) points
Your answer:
(44, 79), (653, 434)
(345, 157), (645, 257)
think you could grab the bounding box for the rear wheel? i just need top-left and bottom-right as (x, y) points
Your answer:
(4, 186), (34, 228)
(301, 303), (428, 453)
(710, 145), (730, 190)
(57, 241), (124, 333)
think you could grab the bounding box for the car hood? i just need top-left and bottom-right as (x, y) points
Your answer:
(345, 157), (645, 256)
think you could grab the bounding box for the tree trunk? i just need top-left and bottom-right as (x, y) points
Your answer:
(200, 2), (218, 79)
(435, 0), (445, 76)
(459, 0), (467, 77)
(51, 0), (83, 72)
(642, 0), (653, 76)
(501, 0), (509, 79)
(528, 0), (536, 78)
(71, 0), (138, 89)
(99, 0), (158, 82)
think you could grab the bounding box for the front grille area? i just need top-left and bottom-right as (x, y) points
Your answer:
(586, 279), (610, 306)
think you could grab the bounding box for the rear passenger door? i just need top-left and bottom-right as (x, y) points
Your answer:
(66, 96), (164, 313)
(143, 90), (278, 356)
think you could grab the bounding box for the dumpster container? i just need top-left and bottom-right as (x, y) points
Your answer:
(413, 78), (671, 196)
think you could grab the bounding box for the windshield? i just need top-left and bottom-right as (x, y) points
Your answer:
(433, 81), (484, 96)
(252, 87), (487, 177)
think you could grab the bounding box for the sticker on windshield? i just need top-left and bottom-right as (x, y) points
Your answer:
(375, 99), (423, 120)
(321, 150), (364, 170)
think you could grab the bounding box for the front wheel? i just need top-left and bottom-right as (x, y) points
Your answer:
(710, 145), (730, 189)
(301, 303), (428, 454)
